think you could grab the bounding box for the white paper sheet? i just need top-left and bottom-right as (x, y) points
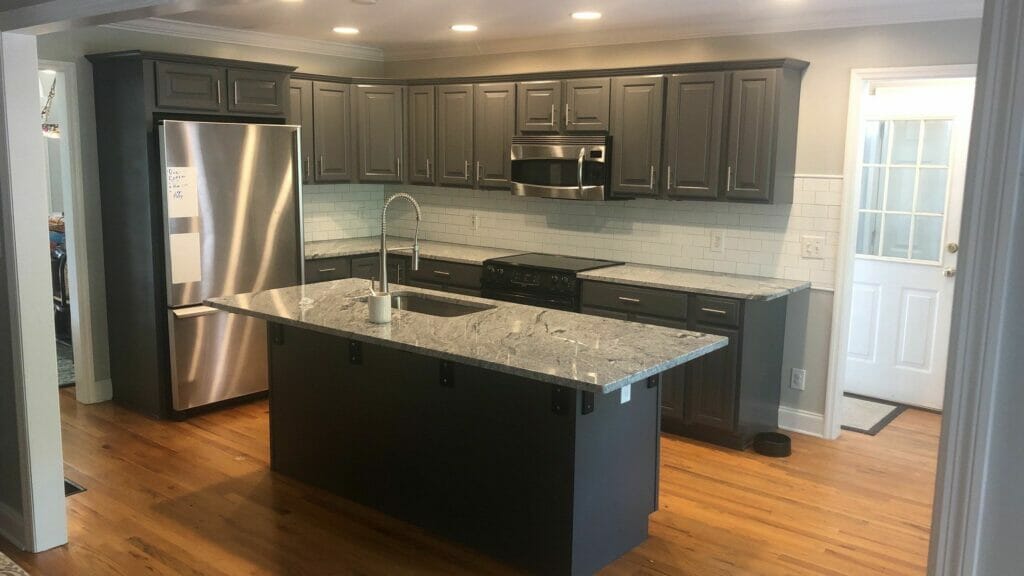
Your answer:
(166, 166), (199, 219)
(169, 232), (202, 284)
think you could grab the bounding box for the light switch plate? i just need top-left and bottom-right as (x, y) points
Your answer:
(801, 235), (825, 259)
(710, 230), (726, 253)
(620, 384), (631, 404)
(790, 368), (807, 391)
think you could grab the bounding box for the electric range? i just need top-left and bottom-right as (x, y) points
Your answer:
(481, 253), (623, 311)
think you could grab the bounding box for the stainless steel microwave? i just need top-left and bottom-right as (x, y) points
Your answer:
(510, 136), (610, 201)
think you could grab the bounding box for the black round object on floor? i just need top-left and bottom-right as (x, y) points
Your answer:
(753, 432), (791, 457)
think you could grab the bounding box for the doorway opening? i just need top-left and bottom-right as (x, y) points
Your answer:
(826, 67), (976, 439)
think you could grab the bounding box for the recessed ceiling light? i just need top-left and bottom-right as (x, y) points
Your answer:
(332, 26), (360, 34)
(450, 24), (478, 32)
(571, 11), (602, 20)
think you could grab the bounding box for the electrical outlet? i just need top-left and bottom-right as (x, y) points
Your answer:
(710, 230), (726, 253)
(472, 214), (480, 231)
(801, 235), (825, 259)
(790, 368), (807, 391)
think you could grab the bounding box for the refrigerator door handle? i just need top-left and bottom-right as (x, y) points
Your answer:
(171, 305), (221, 319)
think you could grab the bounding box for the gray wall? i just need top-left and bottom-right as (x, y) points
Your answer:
(33, 26), (382, 385)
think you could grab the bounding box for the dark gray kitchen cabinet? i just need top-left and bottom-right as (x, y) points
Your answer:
(313, 81), (354, 182)
(682, 323), (740, 431)
(664, 72), (725, 200)
(407, 85), (436, 185)
(355, 85), (405, 182)
(517, 80), (561, 133)
(288, 79), (315, 184)
(227, 68), (288, 115)
(473, 83), (516, 188)
(351, 255), (407, 285)
(304, 257), (351, 284)
(725, 70), (777, 202)
(154, 61), (225, 112)
(564, 77), (610, 132)
(405, 259), (482, 291)
(437, 84), (475, 187)
(610, 75), (665, 197)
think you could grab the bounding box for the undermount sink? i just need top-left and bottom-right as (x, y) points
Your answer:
(366, 292), (496, 318)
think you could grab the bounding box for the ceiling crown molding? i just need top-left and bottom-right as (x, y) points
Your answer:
(102, 17), (384, 62)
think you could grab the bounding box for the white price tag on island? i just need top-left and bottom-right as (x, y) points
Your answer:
(166, 166), (199, 219)
(620, 383), (631, 404)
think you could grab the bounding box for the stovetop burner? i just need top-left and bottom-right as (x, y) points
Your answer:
(485, 253), (623, 273)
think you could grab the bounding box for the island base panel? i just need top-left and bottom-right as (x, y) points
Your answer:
(267, 323), (659, 576)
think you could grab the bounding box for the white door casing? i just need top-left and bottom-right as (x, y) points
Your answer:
(845, 81), (975, 410)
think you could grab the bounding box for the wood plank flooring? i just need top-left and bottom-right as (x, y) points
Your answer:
(1, 388), (941, 575)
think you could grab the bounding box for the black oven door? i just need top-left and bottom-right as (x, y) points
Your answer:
(481, 289), (577, 312)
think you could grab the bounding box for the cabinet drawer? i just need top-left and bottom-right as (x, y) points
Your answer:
(406, 259), (481, 289)
(691, 295), (741, 327)
(304, 257), (351, 283)
(580, 281), (687, 320)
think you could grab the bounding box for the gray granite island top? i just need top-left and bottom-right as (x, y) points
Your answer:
(305, 237), (525, 265)
(206, 278), (727, 394)
(578, 263), (811, 301)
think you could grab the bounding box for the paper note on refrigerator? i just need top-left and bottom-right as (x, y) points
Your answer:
(169, 232), (202, 284)
(166, 166), (199, 219)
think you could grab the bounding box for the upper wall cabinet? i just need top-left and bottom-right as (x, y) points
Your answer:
(517, 78), (610, 134)
(287, 79), (353, 183)
(154, 60), (289, 116)
(474, 82), (516, 188)
(288, 79), (315, 184)
(609, 75), (665, 197)
(437, 84), (475, 187)
(664, 67), (801, 203)
(407, 85), (436, 185)
(355, 85), (405, 183)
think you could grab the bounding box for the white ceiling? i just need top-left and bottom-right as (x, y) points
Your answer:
(129, 0), (983, 61)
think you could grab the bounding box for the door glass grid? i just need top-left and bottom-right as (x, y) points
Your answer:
(856, 119), (953, 262)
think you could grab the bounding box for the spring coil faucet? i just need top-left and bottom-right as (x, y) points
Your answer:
(379, 193), (422, 294)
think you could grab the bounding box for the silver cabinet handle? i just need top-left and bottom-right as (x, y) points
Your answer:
(432, 270), (451, 277)
(726, 166), (733, 192)
(565, 103), (571, 125)
(618, 296), (641, 304)
(318, 155), (324, 175)
(426, 157), (432, 180)
(216, 80), (222, 104)
(317, 267), (337, 273)
(464, 160), (470, 180)
(667, 166), (673, 192)
(397, 156), (402, 180)
(305, 157), (311, 181)
(476, 161), (482, 182)
(577, 147), (585, 194)
(649, 165), (655, 190)
(701, 307), (728, 315)
(233, 81), (239, 105)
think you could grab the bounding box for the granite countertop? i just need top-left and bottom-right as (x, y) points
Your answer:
(578, 264), (811, 301)
(207, 278), (726, 394)
(305, 237), (524, 265)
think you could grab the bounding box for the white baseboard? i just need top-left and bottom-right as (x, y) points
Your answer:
(76, 378), (112, 405)
(0, 500), (25, 550)
(778, 406), (825, 438)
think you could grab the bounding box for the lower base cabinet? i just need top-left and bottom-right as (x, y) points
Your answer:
(304, 254), (481, 297)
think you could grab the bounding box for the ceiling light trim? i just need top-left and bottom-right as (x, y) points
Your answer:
(103, 17), (385, 62)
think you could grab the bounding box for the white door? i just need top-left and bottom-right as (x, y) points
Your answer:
(845, 80), (974, 410)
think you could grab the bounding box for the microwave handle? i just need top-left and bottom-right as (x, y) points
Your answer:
(577, 147), (585, 194)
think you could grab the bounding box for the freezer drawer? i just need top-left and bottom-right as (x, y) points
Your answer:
(169, 306), (268, 411)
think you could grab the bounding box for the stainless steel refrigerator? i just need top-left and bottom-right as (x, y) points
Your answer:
(159, 120), (302, 412)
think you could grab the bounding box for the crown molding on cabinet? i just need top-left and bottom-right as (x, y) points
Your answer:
(102, 17), (385, 62)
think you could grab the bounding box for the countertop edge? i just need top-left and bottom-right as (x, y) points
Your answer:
(576, 272), (812, 301)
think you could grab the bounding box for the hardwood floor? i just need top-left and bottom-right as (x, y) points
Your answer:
(1, 388), (941, 575)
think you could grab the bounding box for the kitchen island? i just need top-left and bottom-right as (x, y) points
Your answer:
(207, 278), (726, 575)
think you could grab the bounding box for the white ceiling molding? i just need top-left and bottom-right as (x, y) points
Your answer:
(103, 17), (385, 62)
(383, 4), (984, 62)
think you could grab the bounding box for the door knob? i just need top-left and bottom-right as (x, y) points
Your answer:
(947, 242), (959, 254)
(943, 268), (956, 278)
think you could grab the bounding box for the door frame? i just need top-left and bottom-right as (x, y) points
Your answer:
(824, 64), (976, 440)
(38, 59), (106, 405)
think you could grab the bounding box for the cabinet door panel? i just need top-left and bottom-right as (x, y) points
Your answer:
(313, 81), (353, 182)
(684, 324), (739, 431)
(227, 68), (287, 115)
(437, 84), (475, 187)
(304, 257), (351, 284)
(407, 86), (436, 184)
(356, 85), (405, 182)
(565, 77), (610, 132)
(578, 306), (630, 321)
(517, 81), (561, 133)
(610, 76), (665, 197)
(665, 72), (725, 199)
(726, 70), (777, 202)
(660, 366), (687, 425)
(474, 83), (516, 188)
(154, 61), (225, 112)
(288, 80), (315, 184)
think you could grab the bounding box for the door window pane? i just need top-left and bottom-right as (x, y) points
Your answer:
(860, 167), (884, 209)
(891, 120), (921, 164)
(886, 167), (916, 211)
(882, 214), (911, 258)
(917, 168), (948, 214)
(862, 121), (889, 164)
(856, 212), (881, 256)
(911, 215), (943, 261)
(921, 120), (953, 166)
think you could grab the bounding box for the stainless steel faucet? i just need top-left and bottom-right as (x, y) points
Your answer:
(379, 192), (421, 293)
